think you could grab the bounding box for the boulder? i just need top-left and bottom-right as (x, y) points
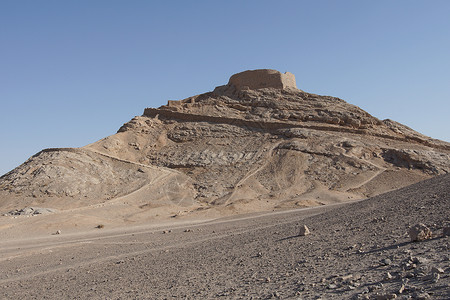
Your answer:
(299, 225), (310, 236)
(408, 223), (432, 242)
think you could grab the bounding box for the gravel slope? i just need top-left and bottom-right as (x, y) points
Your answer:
(0, 175), (449, 299)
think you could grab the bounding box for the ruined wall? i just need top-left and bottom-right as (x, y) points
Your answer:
(228, 69), (297, 91)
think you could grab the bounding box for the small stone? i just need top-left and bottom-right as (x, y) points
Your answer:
(299, 225), (310, 236)
(368, 285), (378, 292)
(413, 292), (430, 300)
(398, 284), (405, 294)
(431, 266), (444, 274)
(375, 293), (397, 300)
(327, 283), (338, 289)
(381, 258), (392, 266)
(443, 226), (450, 237)
(384, 272), (393, 281)
(432, 273), (440, 283)
(412, 256), (428, 264)
(340, 274), (353, 282)
(55, 230), (61, 235)
(408, 223), (432, 242)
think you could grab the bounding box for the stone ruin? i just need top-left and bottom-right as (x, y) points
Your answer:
(229, 69), (297, 90)
(214, 69), (297, 94)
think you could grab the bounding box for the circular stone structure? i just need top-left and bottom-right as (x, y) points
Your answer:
(228, 69), (297, 91)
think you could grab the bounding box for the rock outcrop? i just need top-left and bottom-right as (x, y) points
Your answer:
(1, 69), (449, 218)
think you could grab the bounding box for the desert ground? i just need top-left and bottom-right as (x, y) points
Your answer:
(1, 174), (448, 299)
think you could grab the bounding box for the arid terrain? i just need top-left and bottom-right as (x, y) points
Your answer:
(0, 69), (449, 299)
(0, 174), (448, 299)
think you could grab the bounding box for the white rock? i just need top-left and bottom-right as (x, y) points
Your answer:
(299, 225), (310, 236)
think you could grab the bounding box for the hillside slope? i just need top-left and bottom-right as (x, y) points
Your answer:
(1, 69), (449, 220)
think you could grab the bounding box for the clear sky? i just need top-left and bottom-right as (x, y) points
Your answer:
(1, 0), (449, 176)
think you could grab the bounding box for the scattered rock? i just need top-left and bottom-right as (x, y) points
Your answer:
(6, 207), (57, 216)
(381, 258), (392, 266)
(299, 225), (310, 236)
(55, 230), (61, 235)
(408, 223), (432, 242)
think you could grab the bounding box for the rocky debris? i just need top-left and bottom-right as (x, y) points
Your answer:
(5, 207), (57, 216)
(298, 225), (310, 236)
(54, 230), (61, 235)
(408, 224), (432, 242)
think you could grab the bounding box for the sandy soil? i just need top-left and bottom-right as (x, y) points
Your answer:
(0, 174), (449, 299)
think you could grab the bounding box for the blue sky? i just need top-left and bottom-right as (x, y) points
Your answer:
(1, 0), (449, 176)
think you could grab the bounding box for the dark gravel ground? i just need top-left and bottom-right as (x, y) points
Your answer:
(0, 174), (449, 299)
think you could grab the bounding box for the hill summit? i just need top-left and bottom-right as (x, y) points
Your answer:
(1, 69), (449, 225)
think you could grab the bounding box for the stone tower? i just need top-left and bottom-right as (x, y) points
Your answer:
(228, 69), (297, 91)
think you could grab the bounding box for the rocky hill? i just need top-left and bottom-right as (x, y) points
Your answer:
(1, 69), (449, 220)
